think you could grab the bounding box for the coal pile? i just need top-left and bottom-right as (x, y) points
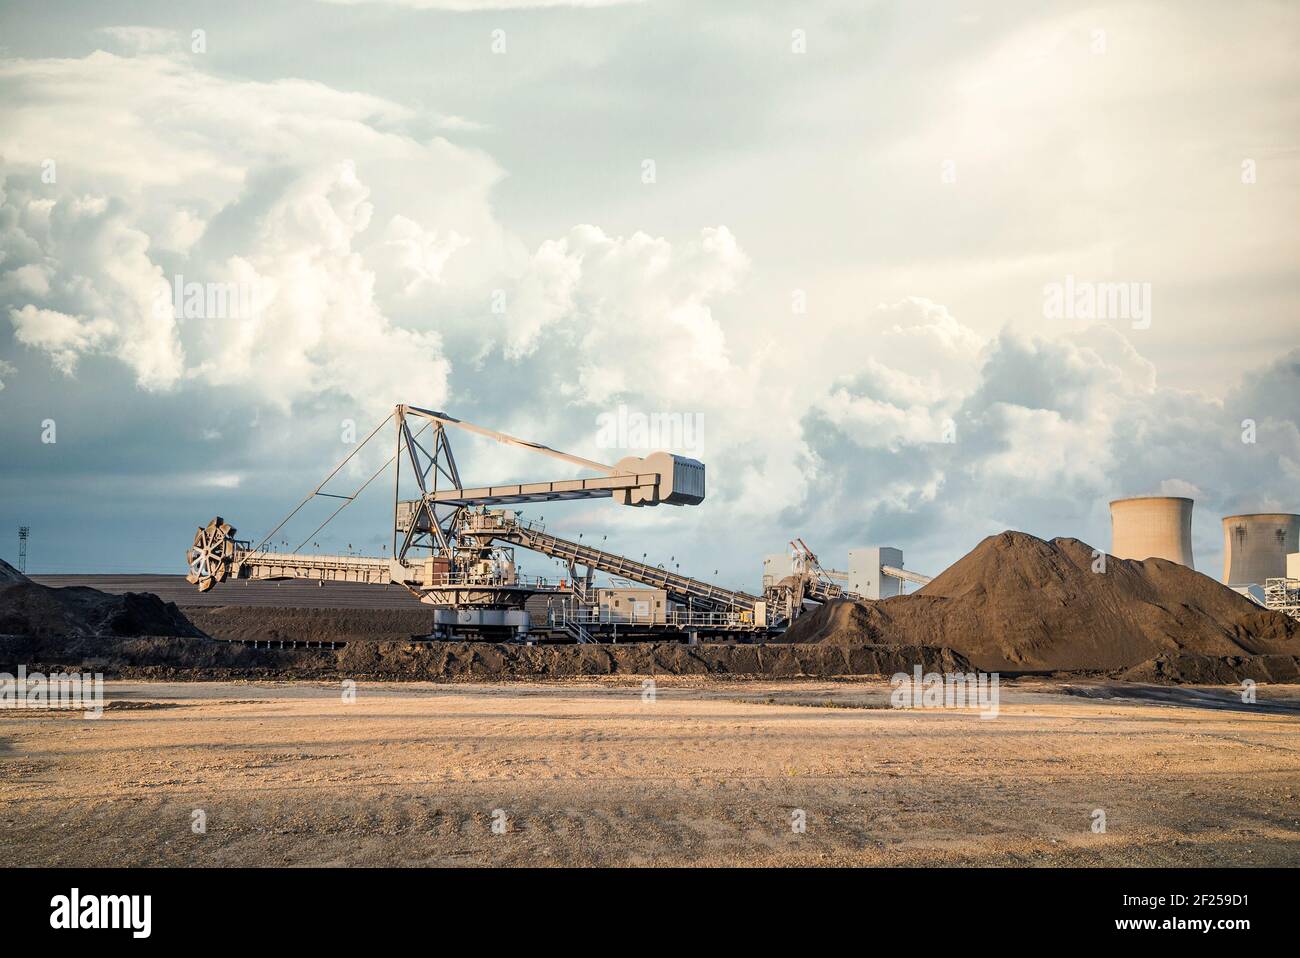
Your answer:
(0, 631), (970, 681)
(0, 559), (27, 585)
(0, 579), (204, 640)
(783, 531), (1300, 671)
(333, 639), (971, 680)
(183, 606), (437, 645)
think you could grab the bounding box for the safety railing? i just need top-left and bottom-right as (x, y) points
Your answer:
(418, 571), (561, 590)
(548, 607), (760, 630)
(1263, 577), (1300, 619)
(238, 549), (390, 569)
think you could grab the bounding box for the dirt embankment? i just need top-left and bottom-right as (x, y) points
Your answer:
(0, 579), (203, 640)
(0, 558), (26, 585)
(0, 632), (971, 681)
(332, 639), (971, 681)
(783, 531), (1300, 672)
(1116, 654), (1300, 685)
(5, 530), (1299, 684)
(1, 580), (973, 680)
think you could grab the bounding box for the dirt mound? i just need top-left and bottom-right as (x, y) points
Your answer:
(783, 531), (1300, 671)
(1115, 654), (1300, 685)
(0, 559), (27, 585)
(334, 640), (971, 680)
(0, 580), (204, 639)
(0, 631), (320, 674)
(0, 632), (970, 681)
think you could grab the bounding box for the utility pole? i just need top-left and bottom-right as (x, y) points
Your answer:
(18, 526), (30, 573)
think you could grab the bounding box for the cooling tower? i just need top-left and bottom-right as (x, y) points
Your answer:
(1109, 496), (1194, 566)
(1221, 513), (1300, 586)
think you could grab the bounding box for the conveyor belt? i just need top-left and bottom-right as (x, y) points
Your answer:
(486, 515), (761, 612)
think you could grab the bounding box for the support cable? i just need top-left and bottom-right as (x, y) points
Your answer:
(249, 412), (393, 555)
(291, 419), (431, 554)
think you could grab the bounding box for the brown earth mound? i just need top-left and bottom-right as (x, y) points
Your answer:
(782, 531), (1300, 671)
(0, 580), (204, 639)
(0, 558), (27, 584)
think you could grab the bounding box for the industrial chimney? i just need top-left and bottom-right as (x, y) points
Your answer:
(1221, 513), (1300, 586)
(1109, 496), (1194, 566)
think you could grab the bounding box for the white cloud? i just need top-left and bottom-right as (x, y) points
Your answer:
(200, 472), (243, 489)
(0, 43), (768, 509)
(8, 305), (116, 376)
(371, 215), (470, 301)
(180, 162), (453, 413)
(317, 0), (641, 9)
(790, 311), (1300, 575)
(0, 49), (500, 409)
(499, 224), (747, 404)
(2, 184), (185, 388)
(95, 26), (182, 53)
(1, 14), (1296, 583)
(0, 263), (51, 298)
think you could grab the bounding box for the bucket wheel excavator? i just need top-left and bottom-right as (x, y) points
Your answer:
(186, 517), (238, 592)
(186, 404), (765, 641)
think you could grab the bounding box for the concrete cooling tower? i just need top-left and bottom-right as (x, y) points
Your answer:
(1109, 496), (1194, 566)
(1222, 513), (1300, 586)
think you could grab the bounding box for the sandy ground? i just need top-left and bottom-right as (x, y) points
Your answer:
(2, 678), (1299, 867)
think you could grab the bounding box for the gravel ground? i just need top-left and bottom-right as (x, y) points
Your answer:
(3, 678), (1298, 867)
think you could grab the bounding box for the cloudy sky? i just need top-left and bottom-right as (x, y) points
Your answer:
(0, 0), (1296, 588)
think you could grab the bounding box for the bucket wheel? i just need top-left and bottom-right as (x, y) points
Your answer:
(187, 517), (236, 592)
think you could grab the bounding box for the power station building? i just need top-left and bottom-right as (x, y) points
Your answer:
(1222, 513), (1300, 586)
(1109, 496), (1195, 566)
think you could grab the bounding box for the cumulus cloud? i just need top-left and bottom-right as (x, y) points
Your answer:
(499, 224), (747, 402)
(0, 25), (1295, 583)
(95, 26), (182, 53)
(174, 162), (452, 413)
(0, 40), (775, 541)
(0, 47), (751, 420)
(372, 215), (470, 301)
(788, 302), (1300, 574)
(0, 48), (504, 410)
(1, 186), (183, 388)
(9, 305), (116, 376)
